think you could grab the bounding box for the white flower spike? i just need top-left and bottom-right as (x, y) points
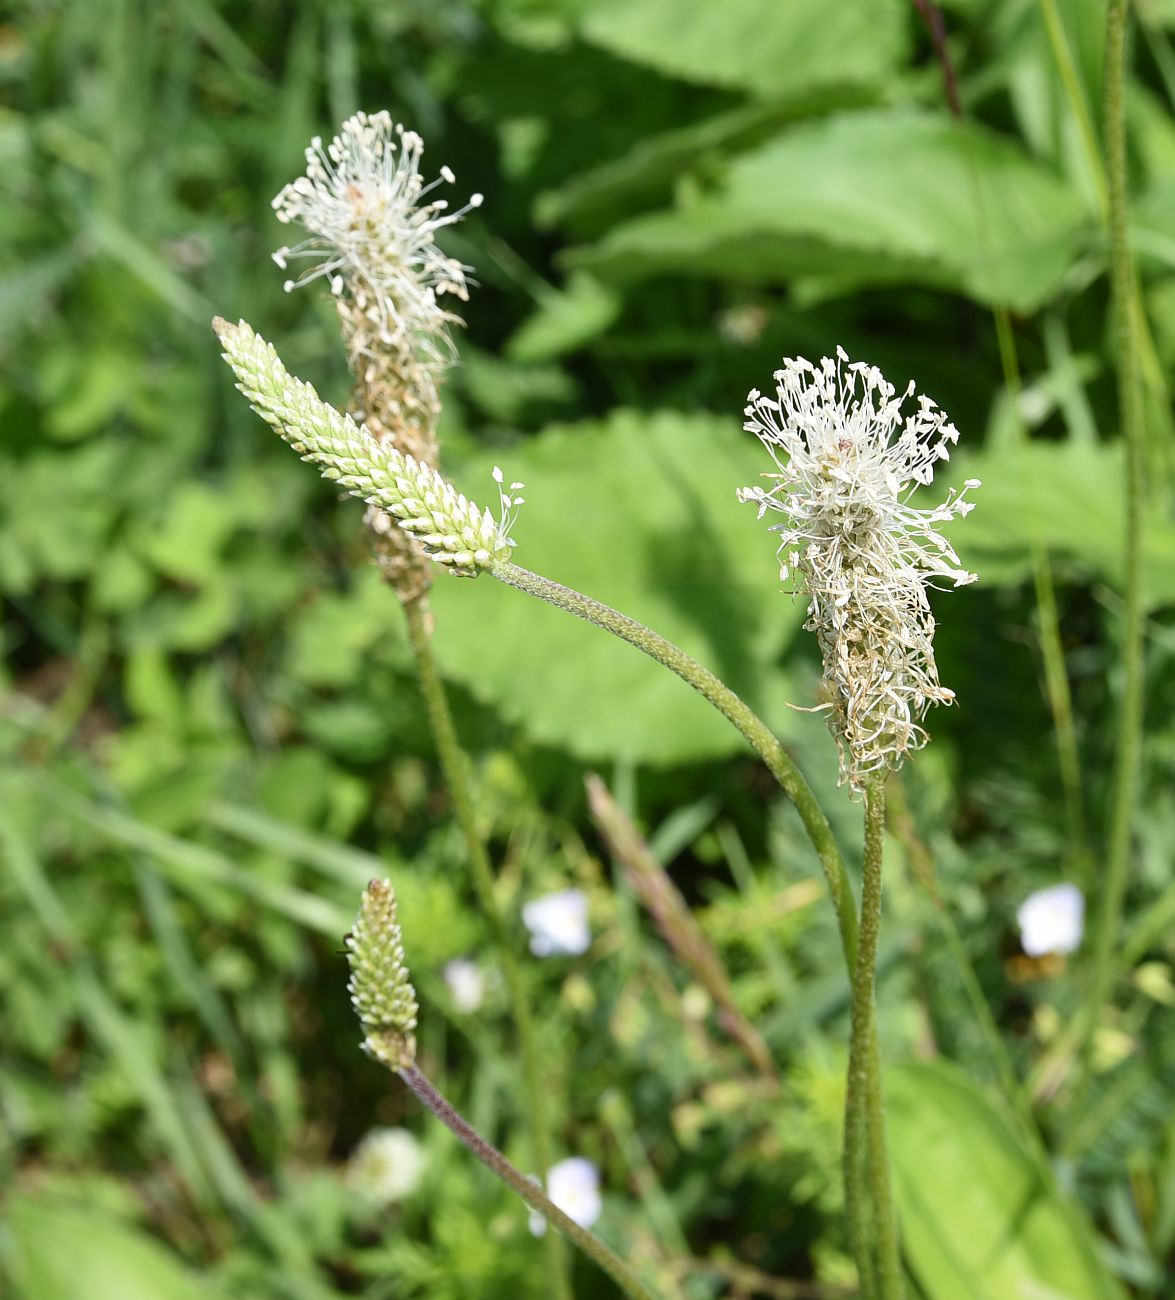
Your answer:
(272, 110), (481, 382)
(214, 317), (522, 575)
(738, 349), (979, 789)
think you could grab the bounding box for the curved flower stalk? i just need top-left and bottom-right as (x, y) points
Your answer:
(213, 318), (522, 574)
(738, 349), (979, 792)
(344, 881), (656, 1300)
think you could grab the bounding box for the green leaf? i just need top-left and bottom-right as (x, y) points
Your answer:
(4, 1197), (227, 1300)
(141, 484), (237, 585)
(946, 438), (1175, 607)
(578, 0), (907, 99)
(506, 272), (621, 362)
(535, 100), (804, 234)
(887, 1060), (1125, 1300)
(569, 110), (1091, 312)
(432, 409), (804, 763)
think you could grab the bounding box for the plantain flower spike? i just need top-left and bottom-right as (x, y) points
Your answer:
(272, 109), (480, 462)
(738, 349), (979, 791)
(272, 111), (483, 598)
(346, 879), (420, 1070)
(214, 317), (523, 575)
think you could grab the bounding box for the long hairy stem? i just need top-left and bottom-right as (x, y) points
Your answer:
(1079, 0), (1146, 1083)
(490, 560), (860, 969)
(844, 781), (903, 1300)
(402, 596), (570, 1299)
(399, 1062), (657, 1300)
(486, 561), (902, 1296)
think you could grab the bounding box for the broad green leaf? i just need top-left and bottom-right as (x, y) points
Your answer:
(506, 272), (621, 361)
(887, 1060), (1125, 1300)
(570, 110), (1091, 312)
(945, 438), (1175, 607)
(535, 100), (804, 233)
(432, 410), (805, 763)
(578, 0), (907, 99)
(4, 1198), (227, 1300)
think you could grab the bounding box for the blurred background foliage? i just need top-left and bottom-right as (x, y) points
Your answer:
(3, 0), (1175, 1295)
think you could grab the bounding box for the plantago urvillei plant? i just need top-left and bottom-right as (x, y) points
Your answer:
(739, 349), (980, 1300)
(264, 110), (564, 1296)
(344, 880), (656, 1300)
(220, 110), (982, 1300)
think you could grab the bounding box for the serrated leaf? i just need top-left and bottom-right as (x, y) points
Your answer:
(578, 0), (907, 98)
(431, 410), (805, 763)
(569, 110), (1091, 312)
(887, 1060), (1125, 1300)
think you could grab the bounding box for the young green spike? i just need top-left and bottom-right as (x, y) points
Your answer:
(345, 879), (419, 1070)
(213, 317), (523, 575)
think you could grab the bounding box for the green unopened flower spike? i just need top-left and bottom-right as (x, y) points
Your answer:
(213, 317), (523, 574)
(346, 879), (419, 1070)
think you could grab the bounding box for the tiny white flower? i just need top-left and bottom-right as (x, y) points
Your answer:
(347, 1127), (427, 1204)
(522, 889), (590, 957)
(1018, 883), (1084, 957)
(528, 1157), (602, 1236)
(443, 958), (486, 1013)
(738, 350), (979, 789)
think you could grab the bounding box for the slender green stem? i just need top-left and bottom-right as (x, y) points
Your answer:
(490, 560), (860, 970)
(990, 307), (1091, 886)
(484, 562), (878, 1292)
(399, 1063), (657, 1300)
(844, 780), (903, 1300)
(402, 596), (570, 1300)
(1077, 0), (1146, 1087)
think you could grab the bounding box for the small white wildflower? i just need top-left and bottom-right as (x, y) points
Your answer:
(528, 1157), (602, 1236)
(522, 889), (590, 957)
(738, 349), (979, 789)
(347, 1127), (427, 1204)
(443, 958), (486, 1013)
(1018, 883), (1084, 957)
(272, 110), (480, 368)
(214, 317), (522, 573)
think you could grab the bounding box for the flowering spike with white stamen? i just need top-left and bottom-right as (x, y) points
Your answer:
(738, 349), (979, 789)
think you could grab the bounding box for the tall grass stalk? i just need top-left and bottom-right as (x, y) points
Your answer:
(1078, 0), (1146, 1088)
(402, 597), (570, 1299)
